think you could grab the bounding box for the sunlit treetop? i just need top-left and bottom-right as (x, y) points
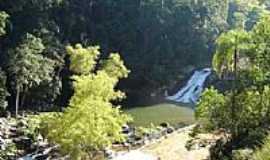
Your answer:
(66, 44), (100, 75)
(213, 29), (251, 76)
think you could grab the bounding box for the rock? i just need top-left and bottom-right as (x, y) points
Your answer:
(199, 142), (206, 148)
(186, 133), (221, 151)
(13, 136), (32, 149)
(112, 150), (157, 160)
(160, 128), (167, 136)
(135, 140), (144, 146)
(127, 137), (136, 145)
(160, 122), (169, 128)
(185, 139), (200, 151)
(209, 136), (231, 160)
(122, 125), (131, 134)
(17, 119), (28, 127)
(150, 132), (162, 140)
(0, 118), (7, 125)
(9, 126), (17, 133)
(143, 137), (150, 145)
(134, 136), (142, 141)
(167, 127), (174, 134)
(37, 134), (43, 142)
(105, 147), (115, 159)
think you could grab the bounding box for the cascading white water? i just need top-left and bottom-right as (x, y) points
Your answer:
(166, 68), (211, 104)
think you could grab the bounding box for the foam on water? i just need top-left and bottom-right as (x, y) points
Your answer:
(166, 68), (211, 104)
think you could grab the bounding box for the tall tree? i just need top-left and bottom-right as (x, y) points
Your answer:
(212, 29), (251, 77)
(0, 11), (9, 114)
(8, 33), (55, 116)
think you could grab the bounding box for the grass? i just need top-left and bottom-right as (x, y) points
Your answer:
(125, 103), (195, 127)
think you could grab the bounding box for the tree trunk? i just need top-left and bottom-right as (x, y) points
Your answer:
(231, 35), (238, 142)
(20, 87), (28, 109)
(15, 86), (20, 118)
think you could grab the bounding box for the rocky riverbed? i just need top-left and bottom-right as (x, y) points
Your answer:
(0, 116), (186, 160)
(0, 116), (230, 160)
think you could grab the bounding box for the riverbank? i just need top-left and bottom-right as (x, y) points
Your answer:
(112, 125), (223, 160)
(1, 115), (227, 160)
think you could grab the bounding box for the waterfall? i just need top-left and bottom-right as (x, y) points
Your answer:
(166, 68), (211, 104)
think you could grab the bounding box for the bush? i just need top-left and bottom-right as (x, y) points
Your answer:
(42, 45), (132, 159)
(195, 87), (230, 131)
(253, 136), (270, 160)
(20, 115), (43, 141)
(196, 86), (270, 145)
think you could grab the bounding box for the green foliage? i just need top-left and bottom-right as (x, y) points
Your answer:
(0, 11), (8, 36)
(0, 0), (267, 110)
(51, 0), (231, 101)
(8, 33), (55, 88)
(228, 0), (269, 30)
(212, 29), (251, 77)
(21, 115), (43, 141)
(197, 86), (270, 144)
(254, 136), (270, 160)
(8, 33), (55, 113)
(199, 14), (270, 157)
(0, 69), (8, 114)
(0, 142), (17, 160)
(196, 87), (229, 130)
(136, 124), (159, 138)
(101, 53), (129, 80)
(249, 14), (270, 83)
(43, 45), (131, 159)
(66, 44), (100, 75)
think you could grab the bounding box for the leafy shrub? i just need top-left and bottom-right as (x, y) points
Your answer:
(196, 87), (230, 131)
(196, 86), (270, 145)
(20, 115), (44, 141)
(42, 45), (132, 159)
(253, 136), (270, 160)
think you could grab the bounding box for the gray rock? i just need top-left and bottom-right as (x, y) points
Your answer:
(167, 127), (174, 134)
(160, 122), (169, 128)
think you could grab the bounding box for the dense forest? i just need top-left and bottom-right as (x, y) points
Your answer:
(0, 0), (265, 110)
(0, 0), (270, 160)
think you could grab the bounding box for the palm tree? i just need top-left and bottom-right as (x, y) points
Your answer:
(212, 29), (251, 79)
(212, 29), (251, 141)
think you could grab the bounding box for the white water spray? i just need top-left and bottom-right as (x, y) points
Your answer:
(166, 68), (211, 104)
